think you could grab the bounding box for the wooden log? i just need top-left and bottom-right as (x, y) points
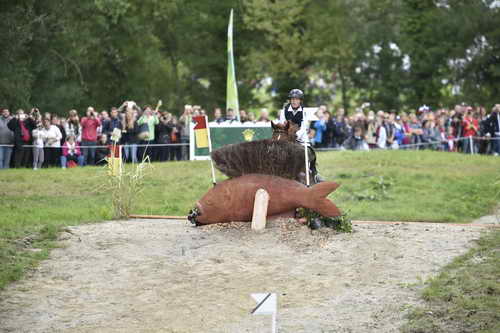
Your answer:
(251, 189), (270, 232)
(129, 214), (187, 220)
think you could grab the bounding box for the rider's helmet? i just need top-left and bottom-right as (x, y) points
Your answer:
(288, 89), (304, 100)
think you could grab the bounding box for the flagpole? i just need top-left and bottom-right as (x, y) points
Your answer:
(227, 9), (240, 122)
(206, 116), (217, 186)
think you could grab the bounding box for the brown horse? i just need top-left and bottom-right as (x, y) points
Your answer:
(271, 121), (299, 142)
(210, 121), (318, 184)
(271, 120), (318, 184)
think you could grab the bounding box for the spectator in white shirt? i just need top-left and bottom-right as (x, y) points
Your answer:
(32, 122), (48, 170)
(43, 118), (62, 167)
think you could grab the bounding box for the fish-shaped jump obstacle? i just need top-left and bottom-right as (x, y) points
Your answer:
(188, 174), (341, 225)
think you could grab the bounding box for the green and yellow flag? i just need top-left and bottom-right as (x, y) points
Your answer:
(227, 9), (240, 121)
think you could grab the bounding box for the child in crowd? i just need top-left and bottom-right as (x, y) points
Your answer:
(95, 134), (110, 165)
(32, 121), (47, 170)
(445, 126), (457, 152)
(61, 135), (84, 168)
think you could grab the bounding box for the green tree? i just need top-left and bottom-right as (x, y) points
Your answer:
(243, 0), (312, 108)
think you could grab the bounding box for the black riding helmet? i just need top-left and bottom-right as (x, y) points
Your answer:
(288, 89), (304, 100)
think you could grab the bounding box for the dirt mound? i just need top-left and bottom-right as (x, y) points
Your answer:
(0, 219), (483, 332)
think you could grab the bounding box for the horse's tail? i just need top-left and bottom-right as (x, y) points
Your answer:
(211, 140), (306, 179)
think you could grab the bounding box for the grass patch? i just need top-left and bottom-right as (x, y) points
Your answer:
(401, 229), (500, 333)
(0, 150), (498, 290)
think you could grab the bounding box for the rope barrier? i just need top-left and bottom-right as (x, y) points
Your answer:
(0, 136), (498, 151)
(0, 143), (190, 148)
(316, 136), (500, 152)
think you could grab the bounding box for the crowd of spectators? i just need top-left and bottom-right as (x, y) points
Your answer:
(0, 102), (189, 169)
(308, 104), (500, 156)
(0, 101), (498, 170)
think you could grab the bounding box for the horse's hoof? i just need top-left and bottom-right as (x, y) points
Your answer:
(187, 208), (201, 226)
(309, 218), (323, 230)
(314, 174), (326, 183)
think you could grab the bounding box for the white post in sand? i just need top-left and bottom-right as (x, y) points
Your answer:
(251, 189), (269, 232)
(251, 293), (277, 333)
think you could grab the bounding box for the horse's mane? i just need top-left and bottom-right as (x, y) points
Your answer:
(211, 139), (305, 179)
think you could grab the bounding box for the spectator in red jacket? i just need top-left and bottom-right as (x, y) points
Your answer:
(462, 109), (479, 154)
(80, 107), (101, 165)
(61, 135), (84, 168)
(7, 109), (37, 168)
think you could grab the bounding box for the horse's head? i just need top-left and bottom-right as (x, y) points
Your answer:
(271, 121), (299, 142)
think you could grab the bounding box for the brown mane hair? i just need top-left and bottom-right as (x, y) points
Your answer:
(211, 139), (306, 180)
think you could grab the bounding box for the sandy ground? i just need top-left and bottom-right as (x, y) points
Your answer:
(0, 217), (494, 333)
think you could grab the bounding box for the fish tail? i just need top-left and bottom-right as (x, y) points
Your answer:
(303, 182), (342, 217)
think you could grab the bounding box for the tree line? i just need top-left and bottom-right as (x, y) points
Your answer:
(1, 0), (499, 115)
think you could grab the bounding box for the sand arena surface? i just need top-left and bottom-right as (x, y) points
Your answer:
(0, 219), (486, 332)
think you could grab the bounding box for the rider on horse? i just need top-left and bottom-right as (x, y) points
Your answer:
(278, 89), (324, 183)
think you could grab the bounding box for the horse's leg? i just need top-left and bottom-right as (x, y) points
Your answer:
(307, 146), (321, 184)
(295, 145), (318, 185)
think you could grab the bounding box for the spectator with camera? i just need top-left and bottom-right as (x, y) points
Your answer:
(155, 112), (173, 162)
(121, 107), (139, 163)
(137, 103), (160, 161)
(8, 109), (38, 168)
(64, 109), (82, 143)
(80, 107), (101, 165)
(61, 134), (84, 168)
(0, 108), (14, 169)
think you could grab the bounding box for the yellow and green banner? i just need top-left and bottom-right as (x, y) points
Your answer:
(190, 125), (272, 160)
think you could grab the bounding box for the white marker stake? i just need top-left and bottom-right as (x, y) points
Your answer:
(251, 293), (277, 333)
(304, 138), (310, 187)
(302, 108), (317, 188)
(251, 189), (269, 232)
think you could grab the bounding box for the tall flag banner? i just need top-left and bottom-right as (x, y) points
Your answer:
(193, 116), (209, 148)
(227, 9), (240, 121)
